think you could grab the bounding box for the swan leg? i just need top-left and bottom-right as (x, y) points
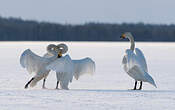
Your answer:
(138, 81), (142, 90)
(56, 81), (59, 89)
(42, 72), (49, 89)
(25, 77), (35, 89)
(133, 81), (137, 90)
(42, 79), (46, 89)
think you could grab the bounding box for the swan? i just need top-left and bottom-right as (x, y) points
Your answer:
(20, 43), (67, 89)
(47, 55), (95, 90)
(120, 32), (157, 90)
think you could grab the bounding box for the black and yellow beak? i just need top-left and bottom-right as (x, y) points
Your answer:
(120, 34), (126, 39)
(58, 52), (62, 56)
(57, 51), (62, 58)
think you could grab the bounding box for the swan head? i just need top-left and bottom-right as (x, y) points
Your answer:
(47, 44), (57, 53)
(55, 43), (68, 56)
(47, 43), (68, 57)
(57, 51), (62, 58)
(120, 32), (133, 39)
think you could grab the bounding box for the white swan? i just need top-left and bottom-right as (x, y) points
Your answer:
(47, 55), (95, 90)
(20, 43), (67, 89)
(120, 32), (157, 90)
(43, 43), (69, 89)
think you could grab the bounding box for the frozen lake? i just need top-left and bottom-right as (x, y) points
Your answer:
(0, 42), (175, 110)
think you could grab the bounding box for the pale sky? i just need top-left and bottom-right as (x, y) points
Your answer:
(0, 0), (175, 24)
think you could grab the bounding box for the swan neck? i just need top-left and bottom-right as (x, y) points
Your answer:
(128, 36), (135, 51)
(47, 48), (57, 56)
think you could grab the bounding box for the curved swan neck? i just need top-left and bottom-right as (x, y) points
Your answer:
(47, 49), (57, 56)
(47, 45), (57, 56)
(128, 35), (135, 51)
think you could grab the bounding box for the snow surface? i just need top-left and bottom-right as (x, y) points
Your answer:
(0, 42), (175, 110)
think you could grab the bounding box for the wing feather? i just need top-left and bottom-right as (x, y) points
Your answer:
(72, 57), (95, 80)
(123, 49), (137, 71)
(135, 48), (148, 72)
(123, 49), (144, 75)
(20, 49), (49, 74)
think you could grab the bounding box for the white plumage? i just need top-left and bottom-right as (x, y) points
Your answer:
(20, 43), (95, 90)
(47, 55), (95, 90)
(47, 55), (74, 90)
(20, 44), (58, 88)
(123, 48), (156, 86)
(121, 32), (156, 90)
(20, 49), (55, 75)
(73, 57), (95, 80)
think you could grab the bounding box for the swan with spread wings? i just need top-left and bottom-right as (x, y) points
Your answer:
(120, 32), (157, 90)
(20, 43), (67, 89)
(20, 43), (95, 90)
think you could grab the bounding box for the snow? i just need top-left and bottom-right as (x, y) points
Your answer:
(0, 42), (175, 110)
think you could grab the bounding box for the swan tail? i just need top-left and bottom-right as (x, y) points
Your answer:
(145, 72), (157, 88)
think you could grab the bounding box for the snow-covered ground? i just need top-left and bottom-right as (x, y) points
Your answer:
(0, 42), (175, 110)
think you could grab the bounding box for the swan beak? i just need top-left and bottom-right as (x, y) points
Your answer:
(59, 53), (62, 56)
(58, 52), (62, 57)
(120, 34), (126, 39)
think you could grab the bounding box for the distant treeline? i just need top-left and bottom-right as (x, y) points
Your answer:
(0, 17), (175, 41)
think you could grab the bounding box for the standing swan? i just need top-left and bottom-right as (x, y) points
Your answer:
(20, 44), (67, 89)
(120, 32), (157, 90)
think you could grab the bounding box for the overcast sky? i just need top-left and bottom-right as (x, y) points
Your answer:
(0, 0), (175, 24)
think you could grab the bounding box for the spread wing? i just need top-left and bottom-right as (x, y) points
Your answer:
(72, 57), (95, 80)
(135, 48), (148, 72)
(20, 49), (49, 74)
